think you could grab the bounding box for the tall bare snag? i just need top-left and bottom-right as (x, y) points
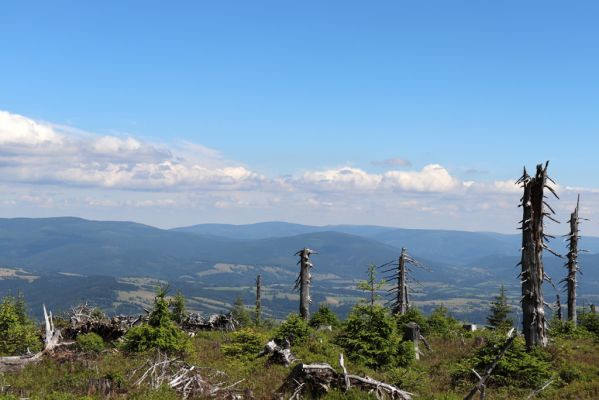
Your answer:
(563, 195), (583, 325)
(294, 248), (316, 320)
(517, 162), (558, 349)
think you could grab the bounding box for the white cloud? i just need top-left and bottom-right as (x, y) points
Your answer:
(4, 110), (598, 233)
(298, 166), (382, 191)
(295, 164), (459, 193)
(0, 111), (64, 150)
(91, 136), (142, 154)
(382, 164), (459, 192)
(0, 110), (263, 190)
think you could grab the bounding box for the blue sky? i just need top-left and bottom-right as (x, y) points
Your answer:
(1, 1), (598, 233)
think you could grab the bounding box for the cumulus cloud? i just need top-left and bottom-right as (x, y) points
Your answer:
(0, 110), (263, 190)
(383, 164), (459, 192)
(295, 164), (459, 193)
(5, 110), (593, 233)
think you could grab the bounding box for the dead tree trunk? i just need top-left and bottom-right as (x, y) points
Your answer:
(398, 248), (408, 314)
(255, 274), (262, 326)
(294, 248), (316, 321)
(517, 162), (558, 350)
(384, 248), (426, 316)
(564, 195), (581, 326)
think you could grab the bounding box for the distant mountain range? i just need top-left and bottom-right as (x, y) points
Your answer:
(174, 221), (599, 264)
(1, 217), (598, 321)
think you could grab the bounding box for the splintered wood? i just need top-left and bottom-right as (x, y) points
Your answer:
(0, 305), (63, 372)
(279, 354), (412, 400)
(258, 340), (297, 367)
(518, 162), (558, 349)
(294, 248), (317, 320)
(132, 352), (251, 399)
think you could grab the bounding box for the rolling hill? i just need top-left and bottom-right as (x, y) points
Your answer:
(1, 217), (597, 322)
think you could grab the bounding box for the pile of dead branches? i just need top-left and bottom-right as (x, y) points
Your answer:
(64, 303), (147, 341)
(278, 354), (412, 400)
(182, 312), (238, 333)
(131, 351), (251, 399)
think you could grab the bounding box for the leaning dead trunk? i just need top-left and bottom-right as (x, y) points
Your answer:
(564, 195), (581, 325)
(517, 162), (558, 350)
(294, 248), (316, 320)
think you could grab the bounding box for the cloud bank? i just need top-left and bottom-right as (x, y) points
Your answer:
(0, 110), (595, 233)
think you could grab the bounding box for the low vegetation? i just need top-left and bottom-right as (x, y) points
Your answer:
(1, 292), (599, 399)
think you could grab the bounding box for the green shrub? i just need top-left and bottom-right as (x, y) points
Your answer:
(395, 307), (428, 334)
(579, 313), (599, 337)
(309, 304), (340, 328)
(0, 294), (42, 356)
(230, 296), (252, 327)
(274, 314), (312, 345)
(76, 332), (104, 353)
(336, 303), (411, 369)
(387, 365), (428, 394)
(425, 305), (461, 338)
(222, 327), (267, 358)
(452, 335), (552, 389)
(122, 289), (189, 353)
(549, 318), (592, 339)
(170, 291), (186, 324)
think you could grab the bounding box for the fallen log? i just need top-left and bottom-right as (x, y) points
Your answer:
(279, 354), (412, 400)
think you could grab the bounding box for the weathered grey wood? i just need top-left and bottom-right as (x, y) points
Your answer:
(518, 162), (557, 350)
(398, 248), (408, 314)
(259, 340), (297, 367)
(255, 274), (262, 325)
(464, 328), (516, 400)
(526, 377), (554, 399)
(386, 248), (425, 316)
(403, 322), (421, 360)
(0, 305), (62, 372)
(294, 248), (316, 320)
(564, 195), (580, 325)
(280, 359), (412, 399)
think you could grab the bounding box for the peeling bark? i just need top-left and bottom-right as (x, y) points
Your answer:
(294, 248), (316, 320)
(518, 162), (558, 350)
